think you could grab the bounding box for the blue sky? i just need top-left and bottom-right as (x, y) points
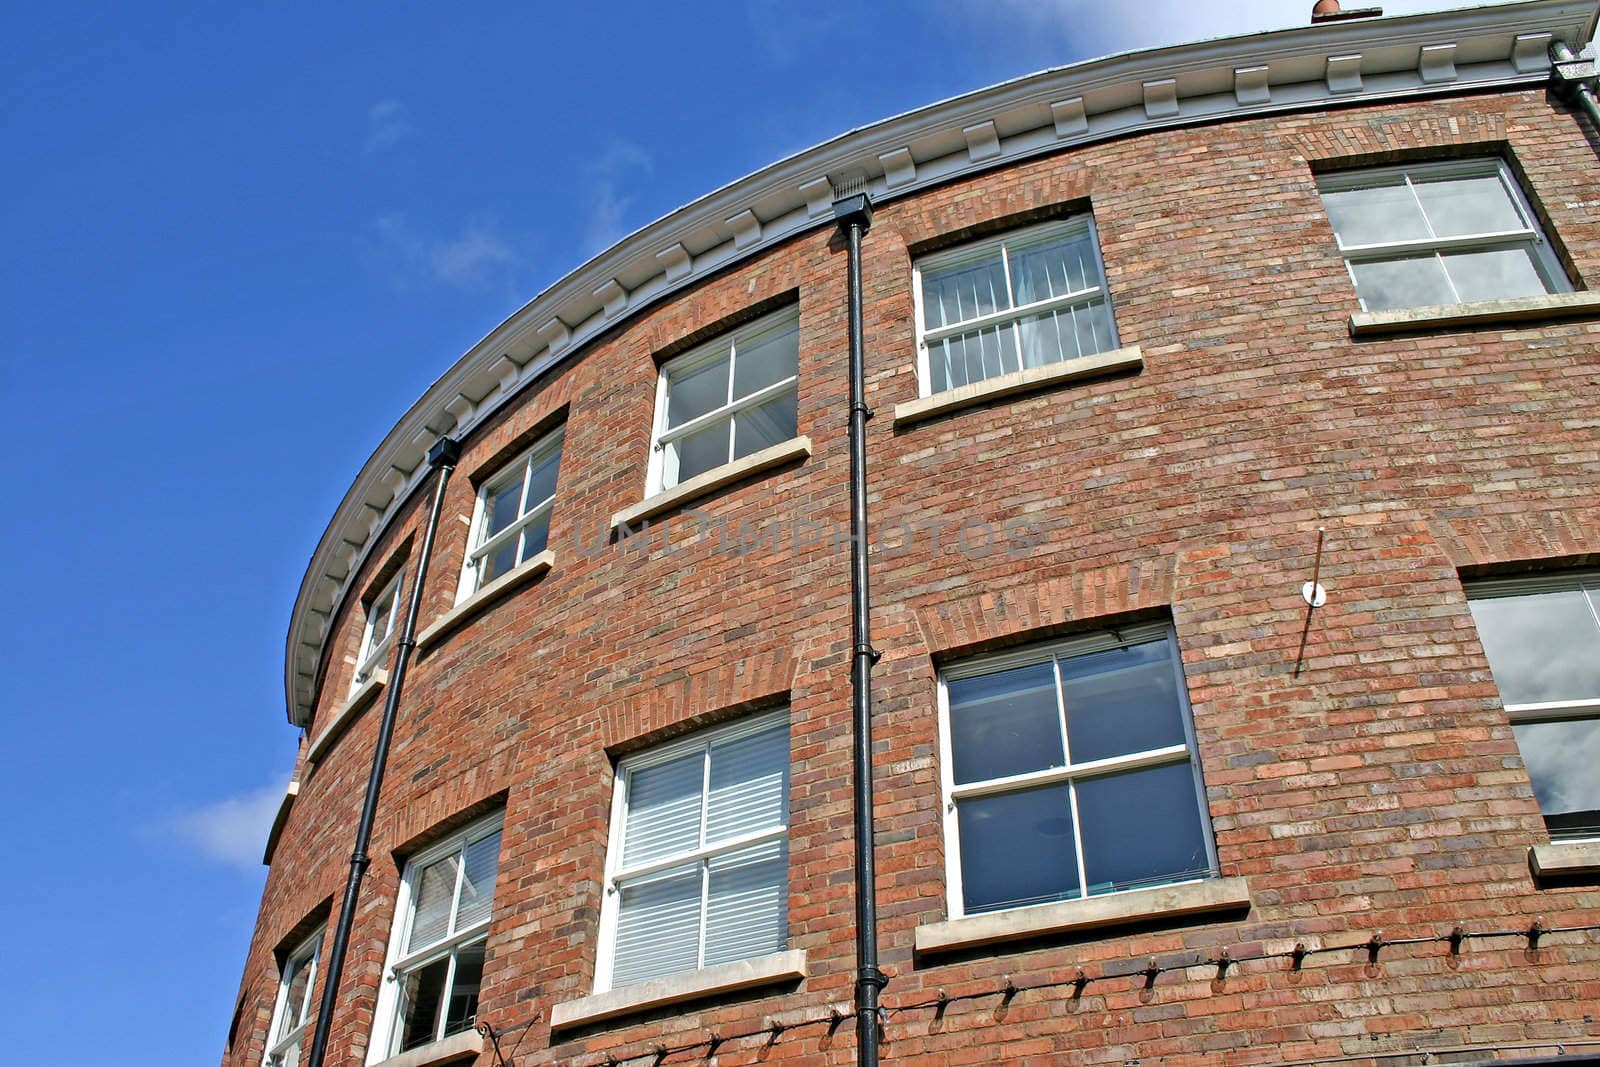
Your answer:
(0, 1), (1509, 1061)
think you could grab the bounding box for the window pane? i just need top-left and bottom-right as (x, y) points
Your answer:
(1442, 247), (1550, 303)
(667, 354), (730, 429)
(1469, 589), (1600, 705)
(398, 955), (449, 1052)
(947, 661), (1064, 785)
(480, 540), (518, 587)
(921, 254), (1009, 329)
(518, 514), (550, 562)
(1413, 172), (1524, 237)
(1010, 228), (1097, 304)
(666, 419), (731, 487)
(732, 318), (798, 398)
(705, 725), (788, 845)
(732, 391), (797, 462)
(276, 952), (314, 1039)
(1076, 761), (1210, 896)
(957, 784), (1080, 913)
(623, 751), (704, 868)
(455, 831), (501, 931)
(524, 446), (561, 511)
(1060, 640), (1185, 764)
(703, 838), (787, 967)
(369, 593), (395, 648)
(1321, 181), (1429, 246)
(484, 478), (523, 541)
(406, 854), (460, 954)
(930, 322), (1019, 393)
(1014, 298), (1115, 368)
(1349, 255), (1456, 311)
(442, 941), (485, 1038)
(612, 866), (702, 986)
(1513, 720), (1600, 823)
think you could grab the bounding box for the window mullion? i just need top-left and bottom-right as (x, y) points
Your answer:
(921, 287), (1103, 344)
(1067, 778), (1089, 900)
(446, 844), (466, 938)
(436, 949), (458, 1044)
(999, 243), (1024, 369)
(697, 858), (711, 970)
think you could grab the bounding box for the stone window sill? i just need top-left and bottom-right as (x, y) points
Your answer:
(307, 671), (387, 765)
(369, 1028), (483, 1067)
(1348, 291), (1600, 338)
(415, 549), (555, 655)
(892, 344), (1144, 427)
(609, 436), (812, 531)
(1530, 839), (1600, 881)
(550, 949), (807, 1032)
(261, 779), (300, 866)
(913, 877), (1251, 956)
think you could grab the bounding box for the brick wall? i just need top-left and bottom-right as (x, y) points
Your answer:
(227, 86), (1600, 1067)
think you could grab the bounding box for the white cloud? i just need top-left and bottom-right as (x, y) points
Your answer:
(582, 141), (653, 256)
(170, 783), (283, 873)
(948, 0), (1526, 59)
(365, 99), (413, 153)
(366, 214), (522, 291)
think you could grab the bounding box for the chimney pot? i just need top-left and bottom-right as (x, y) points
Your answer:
(1313, 0), (1341, 16)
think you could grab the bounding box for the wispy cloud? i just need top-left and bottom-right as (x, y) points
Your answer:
(938, 0), (1521, 62)
(365, 99), (413, 153)
(365, 213), (522, 291)
(582, 141), (653, 255)
(169, 782), (283, 873)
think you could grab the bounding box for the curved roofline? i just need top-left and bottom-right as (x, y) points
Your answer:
(283, 0), (1600, 725)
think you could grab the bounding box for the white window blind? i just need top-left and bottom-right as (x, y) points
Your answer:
(913, 217), (1118, 396)
(601, 712), (790, 990)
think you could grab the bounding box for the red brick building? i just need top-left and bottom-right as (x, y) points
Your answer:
(228, 3), (1600, 1065)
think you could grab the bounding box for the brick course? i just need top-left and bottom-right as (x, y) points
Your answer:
(227, 87), (1600, 1067)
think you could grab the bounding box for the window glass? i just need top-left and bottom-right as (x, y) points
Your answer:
(916, 218), (1117, 396)
(603, 713), (790, 990)
(947, 661), (1063, 785)
(463, 431), (562, 596)
(377, 816), (502, 1058)
(1317, 161), (1567, 312)
(266, 930), (321, 1067)
(653, 308), (800, 492)
(1468, 576), (1600, 841)
(941, 627), (1213, 917)
(957, 784), (1080, 913)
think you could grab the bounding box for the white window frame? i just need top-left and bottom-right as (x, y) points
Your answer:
(911, 216), (1118, 399)
(352, 570), (404, 695)
(1467, 572), (1600, 842)
(646, 307), (800, 495)
(1316, 158), (1570, 312)
(455, 428), (564, 604)
(936, 621), (1216, 921)
(265, 927), (322, 1067)
(594, 708), (791, 993)
(368, 812), (503, 1064)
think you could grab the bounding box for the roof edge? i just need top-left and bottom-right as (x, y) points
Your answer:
(283, 0), (1600, 726)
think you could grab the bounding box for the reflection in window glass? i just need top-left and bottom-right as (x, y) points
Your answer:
(380, 817), (502, 1058)
(654, 309), (800, 492)
(941, 627), (1214, 917)
(916, 217), (1118, 395)
(1469, 576), (1600, 840)
(1317, 160), (1568, 312)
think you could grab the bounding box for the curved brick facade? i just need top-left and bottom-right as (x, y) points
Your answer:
(228, 12), (1600, 1067)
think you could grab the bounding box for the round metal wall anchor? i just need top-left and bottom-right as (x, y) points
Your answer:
(1302, 581), (1327, 608)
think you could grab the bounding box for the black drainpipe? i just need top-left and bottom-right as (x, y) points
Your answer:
(833, 188), (885, 1067)
(305, 434), (462, 1067)
(1551, 42), (1600, 154)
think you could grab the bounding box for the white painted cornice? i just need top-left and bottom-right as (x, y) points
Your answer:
(283, 0), (1599, 725)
